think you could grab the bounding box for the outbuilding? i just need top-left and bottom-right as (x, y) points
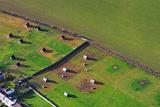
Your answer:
(90, 79), (96, 84)
(43, 77), (48, 83)
(64, 92), (69, 97)
(62, 67), (68, 72)
(83, 55), (88, 60)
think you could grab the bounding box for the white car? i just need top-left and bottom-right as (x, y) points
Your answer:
(5, 88), (15, 95)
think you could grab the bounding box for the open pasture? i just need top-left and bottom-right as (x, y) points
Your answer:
(0, 12), (83, 88)
(29, 45), (160, 107)
(1, 0), (160, 72)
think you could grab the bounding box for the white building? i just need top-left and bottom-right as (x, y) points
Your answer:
(90, 79), (96, 84)
(62, 67), (68, 72)
(0, 92), (21, 107)
(64, 92), (69, 97)
(83, 55), (88, 60)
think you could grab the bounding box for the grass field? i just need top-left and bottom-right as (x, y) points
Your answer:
(0, 12), (83, 88)
(1, 0), (160, 72)
(29, 45), (160, 107)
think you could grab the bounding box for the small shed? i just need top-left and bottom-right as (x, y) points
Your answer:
(26, 22), (31, 28)
(41, 48), (47, 53)
(90, 79), (96, 84)
(64, 92), (69, 97)
(8, 33), (14, 38)
(18, 39), (24, 44)
(10, 55), (16, 60)
(62, 67), (68, 72)
(43, 77), (48, 83)
(60, 35), (65, 40)
(37, 26), (42, 31)
(83, 55), (88, 60)
(16, 62), (21, 67)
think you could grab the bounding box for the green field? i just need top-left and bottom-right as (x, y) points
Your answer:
(29, 45), (160, 107)
(1, 0), (160, 72)
(0, 13), (83, 88)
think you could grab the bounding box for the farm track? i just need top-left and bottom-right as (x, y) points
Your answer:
(0, 9), (160, 78)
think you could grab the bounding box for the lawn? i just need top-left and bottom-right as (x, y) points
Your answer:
(1, 0), (160, 72)
(29, 45), (160, 107)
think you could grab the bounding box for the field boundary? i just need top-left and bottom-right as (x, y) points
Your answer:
(0, 9), (160, 77)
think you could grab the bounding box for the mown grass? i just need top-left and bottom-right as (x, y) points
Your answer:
(1, 0), (160, 71)
(26, 51), (52, 67)
(155, 92), (160, 106)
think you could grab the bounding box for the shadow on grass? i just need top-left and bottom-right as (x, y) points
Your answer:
(68, 69), (77, 74)
(22, 41), (32, 44)
(38, 28), (49, 32)
(20, 64), (31, 68)
(47, 79), (58, 84)
(14, 57), (26, 61)
(68, 94), (78, 98)
(88, 57), (98, 61)
(12, 35), (24, 39)
(95, 81), (105, 85)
